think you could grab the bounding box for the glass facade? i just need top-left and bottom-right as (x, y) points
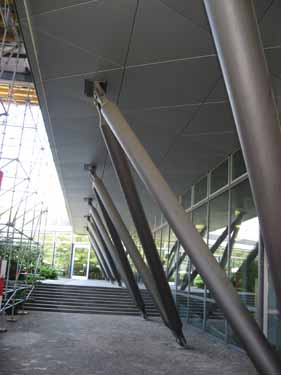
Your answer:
(41, 231), (101, 279)
(152, 148), (280, 350)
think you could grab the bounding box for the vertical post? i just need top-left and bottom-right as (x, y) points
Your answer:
(94, 191), (147, 318)
(0, 257), (7, 332)
(99, 120), (186, 345)
(204, 0), (281, 313)
(92, 84), (281, 374)
(69, 243), (74, 279)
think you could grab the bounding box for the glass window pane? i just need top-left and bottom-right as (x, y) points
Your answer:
(229, 179), (259, 346)
(167, 229), (177, 287)
(89, 249), (103, 280)
(72, 247), (89, 277)
(232, 149), (246, 180)
(154, 230), (162, 257)
(42, 242), (54, 266)
(54, 243), (72, 277)
(207, 192), (229, 338)
(160, 225), (169, 272)
(188, 204), (208, 328)
(182, 189), (191, 209)
(211, 159), (228, 193)
(73, 234), (89, 243)
(267, 272), (281, 352)
(194, 176), (207, 204)
(56, 232), (72, 243)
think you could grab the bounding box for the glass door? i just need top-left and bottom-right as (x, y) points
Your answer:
(71, 245), (90, 279)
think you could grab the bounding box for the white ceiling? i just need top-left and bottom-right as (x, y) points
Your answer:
(15, 0), (281, 233)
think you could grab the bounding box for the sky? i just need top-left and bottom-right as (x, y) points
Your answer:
(0, 101), (71, 233)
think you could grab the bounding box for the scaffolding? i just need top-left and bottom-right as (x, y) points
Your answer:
(0, 0), (48, 318)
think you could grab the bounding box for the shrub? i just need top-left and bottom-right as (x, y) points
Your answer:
(39, 265), (58, 280)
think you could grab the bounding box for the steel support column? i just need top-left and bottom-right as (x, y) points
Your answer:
(204, 0), (281, 314)
(87, 223), (115, 282)
(86, 227), (109, 281)
(88, 200), (147, 318)
(94, 191), (147, 318)
(90, 242), (108, 281)
(87, 217), (121, 285)
(93, 85), (281, 374)
(92, 174), (170, 327)
(99, 120), (186, 345)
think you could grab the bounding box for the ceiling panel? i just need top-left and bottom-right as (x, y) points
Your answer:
(15, 0), (281, 233)
(119, 56), (222, 110)
(20, 22), (116, 81)
(259, 0), (281, 46)
(17, 0), (97, 17)
(160, 0), (273, 32)
(127, 0), (214, 66)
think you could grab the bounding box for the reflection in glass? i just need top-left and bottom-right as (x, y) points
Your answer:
(167, 229), (178, 286)
(232, 149), (246, 180)
(88, 249), (103, 280)
(182, 189), (191, 210)
(43, 242), (54, 266)
(160, 225), (169, 272)
(211, 159), (228, 194)
(194, 176), (207, 204)
(229, 180), (259, 345)
(72, 247), (89, 277)
(55, 243), (72, 277)
(206, 192), (229, 338)
(154, 229), (162, 259)
(268, 273), (281, 353)
(187, 205), (207, 328)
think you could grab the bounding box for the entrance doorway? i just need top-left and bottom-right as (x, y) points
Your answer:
(71, 245), (90, 279)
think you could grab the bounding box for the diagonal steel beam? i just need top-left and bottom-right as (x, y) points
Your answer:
(87, 222), (115, 283)
(166, 240), (179, 274)
(204, 0), (281, 316)
(87, 217), (122, 286)
(91, 83), (281, 374)
(94, 191), (148, 318)
(86, 226), (110, 281)
(88, 199), (147, 318)
(98, 119), (186, 346)
(89, 243), (108, 281)
(91, 173), (171, 329)
(180, 212), (244, 290)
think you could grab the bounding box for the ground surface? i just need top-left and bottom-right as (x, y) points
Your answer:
(0, 312), (257, 375)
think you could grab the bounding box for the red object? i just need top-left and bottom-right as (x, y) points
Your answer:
(0, 278), (5, 296)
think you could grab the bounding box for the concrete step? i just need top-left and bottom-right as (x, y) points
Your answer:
(25, 304), (159, 316)
(30, 296), (156, 307)
(33, 289), (154, 298)
(27, 283), (160, 317)
(24, 306), (141, 316)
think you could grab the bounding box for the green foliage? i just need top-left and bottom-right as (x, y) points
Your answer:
(54, 244), (71, 276)
(194, 275), (204, 289)
(26, 273), (41, 284)
(39, 265), (58, 280)
(232, 260), (258, 293)
(89, 264), (103, 280)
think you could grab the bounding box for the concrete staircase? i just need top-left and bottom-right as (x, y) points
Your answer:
(25, 283), (160, 317)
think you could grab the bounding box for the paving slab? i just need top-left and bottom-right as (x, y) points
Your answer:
(0, 311), (257, 375)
